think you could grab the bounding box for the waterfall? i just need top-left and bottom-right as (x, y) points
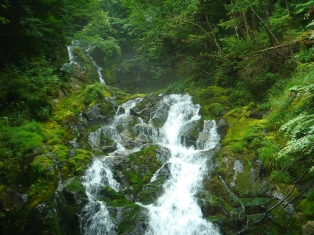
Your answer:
(144, 94), (220, 235)
(85, 45), (105, 85)
(80, 158), (120, 235)
(79, 98), (143, 234)
(79, 94), (220, 235)
(67, 44), (79, 66)
(65, 40), (105, 85)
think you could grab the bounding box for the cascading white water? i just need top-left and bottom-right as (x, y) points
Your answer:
(85, 46), (106, 85)
(80, 94), (220, 235)
(65, 41), (105, 85)
(144, 94), (221, 235)
(79, 98), (143, 234)
(80, 158), (120, 235)
(67, 45), (79, 66)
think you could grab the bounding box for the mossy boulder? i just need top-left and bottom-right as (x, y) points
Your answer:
(179, 119), (203, 148)
(56, 177), (88, 235)
(193, 86), (230, 120)
(132, 94), (170, 124)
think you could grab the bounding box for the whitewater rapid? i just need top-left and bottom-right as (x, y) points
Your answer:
(79, 94), (220, 235)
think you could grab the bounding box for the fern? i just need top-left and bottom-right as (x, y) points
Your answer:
(279, 112), (314, 159)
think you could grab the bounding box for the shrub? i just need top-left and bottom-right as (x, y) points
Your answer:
(258, 140), (279, 169)
(0, 57), (60, 122)
(83, 83), (105, 105)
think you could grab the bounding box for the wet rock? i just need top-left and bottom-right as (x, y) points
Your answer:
(88, 128), (102, 148)
(102, 142), (117, 154)
(217, 118), (228, 137)
(85, 103), (111, 125)
(56, 178), (88, 235)
(0, 187), (27, 213)
(179, 120), (202, 148)
(115, 206), (148, 235)
(134, 123), (160, 143)
(10, 202), (64, 235)
(132, 94), (169, 124)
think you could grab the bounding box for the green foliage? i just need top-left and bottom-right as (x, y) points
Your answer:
(68, 149), (92, 175)
(74, 10), (121, 61)
(0, 122), (45, 159)
(83, 84), (105, 105)
(30, 155), (54, 182)
(0, 0), (100, 64)
(279, 113), (314, 157)
(231, 141), (246, 153)
(267, 96), (294, 130)
(258, 140), (280, 169)
(295, 47), (314, 63)
(269, 170), (292, 183)
(0, 58), (59, 122)
(298, 198), (314, 218)
(270, 4), (291, 37)
(229, 82), (254, 106)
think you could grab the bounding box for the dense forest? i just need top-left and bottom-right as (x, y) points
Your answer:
(0, 0), (314, 234)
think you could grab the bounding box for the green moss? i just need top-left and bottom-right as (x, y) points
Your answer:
(298, 198), (314, 218)
(27, 155), (57, 200)
(193, 86), (229, 104)
(222, 106), (267, 145)
(83, 84), (105, 105)
(52, 93), (82, 121)
(192, 86), (230, 120)
(31, 155), (55, 180)
(119, 146), (162, 199)
(43, 121), (65, 145)
(68, 149), (92, 175)
(0, 122), (46, 160)
(99, 186), (135, 207)
(2, 158), (22, 184)
(72, 47), (98, 82)
(64, 177), (86, 196)
(117, 206), (141, 234)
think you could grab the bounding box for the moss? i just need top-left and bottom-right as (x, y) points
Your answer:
(99, 186), (135, 207)
(64, 177), (86, 196)
(192, 86), (230, 120)
(72, 47), (98, 82)
(30, 155), (55, 180)
(117, 206), (142, 234)
(298, 198), (314, 219)
(222, 106), (267, 145)
(42, 121), (65, 145)
(27, 155), (57, 201)
(83, 84), (105, 105)
(68, 149), (93, 175)
(119, 146), (162, 200)
(52, 93), (81, 121)
(2, 158), (22, 184)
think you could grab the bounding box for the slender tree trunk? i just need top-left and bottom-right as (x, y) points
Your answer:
(264, 3), (276, 45)
(205, 14), (222, 54)
(242, 11), (251, 37)
(285, 0), (292, 26)
(250, 7), (278, 45)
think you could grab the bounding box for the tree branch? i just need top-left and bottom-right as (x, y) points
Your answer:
(250, 7), (278, 45)
(255, 171), (308, 224)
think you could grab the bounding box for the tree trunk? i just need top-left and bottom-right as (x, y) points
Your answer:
(285, 0), (292, 26)
(205, 14), (223, 54)
(242, 11), (251, 37)
(250, 7), (279, 45)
